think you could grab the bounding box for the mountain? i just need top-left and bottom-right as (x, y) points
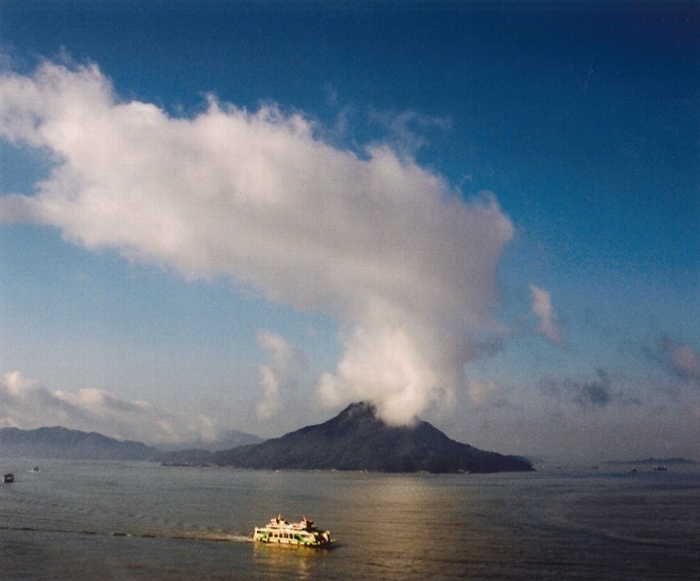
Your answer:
(212, 402), (533, 473)
(1, 408), (534, 473)
(0, 426), (159, 461)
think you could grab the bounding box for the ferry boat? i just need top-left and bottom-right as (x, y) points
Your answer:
(253, 515), (332, 547)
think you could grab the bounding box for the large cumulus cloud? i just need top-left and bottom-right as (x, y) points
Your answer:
(0, 62), (513, 423)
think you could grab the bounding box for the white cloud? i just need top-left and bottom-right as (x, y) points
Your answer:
(256, 365), (282, 420)
(0, 61), (514, 424)
(530, 284), (563, 345)
(257, 329), (306, 370)
(255, 330), (306, 419)
(0, 371), (219, 446)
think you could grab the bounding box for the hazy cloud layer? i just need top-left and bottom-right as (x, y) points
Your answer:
(0, 371), (219, 445)
(0, 62), (514, 424)
(465, 378), (505, 409)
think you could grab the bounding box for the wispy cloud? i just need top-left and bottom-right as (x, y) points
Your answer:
(652, 337), (700, 387)
(670, 344), (700, 382)
(539, 369), (637, 409)
(530, 284), (564, 345)
(0, 371), (219, 446)
(0, 61), (513, 425)
(465, 378), (507, 409)
(368, 108), (452, 158)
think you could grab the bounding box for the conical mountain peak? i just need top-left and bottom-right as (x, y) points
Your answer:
(213, 402), (533, 473)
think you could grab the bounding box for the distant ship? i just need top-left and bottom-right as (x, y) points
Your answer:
(3, 473), (14, 483)
(652, 465), (667, 471)
(253, 515), (332, 547)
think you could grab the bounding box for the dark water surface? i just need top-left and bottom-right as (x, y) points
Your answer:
(0, 459), (697, 580)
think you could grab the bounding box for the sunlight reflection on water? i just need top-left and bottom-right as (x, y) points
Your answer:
(0, 460), (697, 580)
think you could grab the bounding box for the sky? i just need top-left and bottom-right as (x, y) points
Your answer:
(0, 0), (697, 463)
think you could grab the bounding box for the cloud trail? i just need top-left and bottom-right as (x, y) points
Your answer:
(0, 61), (514, 424)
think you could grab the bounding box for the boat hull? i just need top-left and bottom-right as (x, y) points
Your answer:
(253, 516), (332, 547)
(253, 531), (331, 547)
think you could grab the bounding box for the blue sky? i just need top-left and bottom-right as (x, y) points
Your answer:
(0, 0), (698, 462)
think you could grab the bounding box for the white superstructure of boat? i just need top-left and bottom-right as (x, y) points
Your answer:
(253, 515), (332, 547)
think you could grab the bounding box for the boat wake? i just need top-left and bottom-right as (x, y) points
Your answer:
(0, 525), (254, 544)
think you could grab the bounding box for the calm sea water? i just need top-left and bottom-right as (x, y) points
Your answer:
(0, 459), (697, 580)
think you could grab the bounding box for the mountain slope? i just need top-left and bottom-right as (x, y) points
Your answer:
(0, 426), (159, 460)
(213, 402), (533, 473)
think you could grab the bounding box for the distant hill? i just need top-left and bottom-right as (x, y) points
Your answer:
(0, 426), (159, 461)
(212, 402), (533, 473)
(156, 429), (265, 464)
(0, 426), (264, 464)
(157, 429), (264, 453)
(604, 457), (698, 466)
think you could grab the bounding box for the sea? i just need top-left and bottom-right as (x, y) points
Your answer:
(0, 459), (698, 581)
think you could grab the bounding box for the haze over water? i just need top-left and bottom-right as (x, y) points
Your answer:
(1, 459), (698, 580)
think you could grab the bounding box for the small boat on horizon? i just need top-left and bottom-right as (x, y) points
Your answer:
(253, 515), (332, 547)
(4, 473), (14, 483)
(652, 465), (667, 471)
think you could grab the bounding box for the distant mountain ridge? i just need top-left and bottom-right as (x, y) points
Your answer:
(0, 426), (159, 461)
(0, 426), (262, 462)
(1, 405), (534, 473)
(213, 402), (533, 473)
(604, 457), (697, 466)
(157, 430), (265, 453)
